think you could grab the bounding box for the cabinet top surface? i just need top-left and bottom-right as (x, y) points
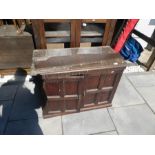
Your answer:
(31, 46), (126, 75)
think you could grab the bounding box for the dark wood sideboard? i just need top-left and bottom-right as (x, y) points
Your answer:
(31, 46), (126, 118)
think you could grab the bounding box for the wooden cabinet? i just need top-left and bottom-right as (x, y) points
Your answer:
(31, 46), (126, 118)
(31, 19), (116, 49)
(0, 25), (34, 69)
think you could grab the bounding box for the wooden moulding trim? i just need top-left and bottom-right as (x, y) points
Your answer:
(47, 95), (78, 100)
(43, 103), (112, 119)
(86, 87), (113, 94)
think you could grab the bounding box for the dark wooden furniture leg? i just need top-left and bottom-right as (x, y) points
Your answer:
(146, 48), (155, 71)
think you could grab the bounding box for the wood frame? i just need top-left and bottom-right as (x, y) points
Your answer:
(32, 20), (47, 49)
(133, 29), (155, 71)
(76, 19), (117, 47)
(31, 19), (117, 49)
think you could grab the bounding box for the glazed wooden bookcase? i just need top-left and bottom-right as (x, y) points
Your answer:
(31, 46), (126, 118)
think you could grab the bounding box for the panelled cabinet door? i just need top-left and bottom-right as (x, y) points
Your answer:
(43, 75), (85, 116)
(43, 68), (124, 118)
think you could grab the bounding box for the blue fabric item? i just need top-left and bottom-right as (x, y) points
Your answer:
(120, 36), (143, 62)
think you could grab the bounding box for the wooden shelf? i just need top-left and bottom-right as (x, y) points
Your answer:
(45, 23), (104, 43)
(32, 19), (117, 48)
(45, 31), (70, 38)
(44, 19), (71, 23)
(82, 19), (107, 23)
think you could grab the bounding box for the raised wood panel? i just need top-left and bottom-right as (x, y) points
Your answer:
(64, 80), (79, 95)
(31, 46), (126, 118)
(42, 71), (123, 117)
(65, 99), (78, 111)
(48, 99), (61, 112)
(86, 76), (100, 89)
(104, 73), (116, 87)
(44, 82), (60, 96)
(84, 93), (96, 105)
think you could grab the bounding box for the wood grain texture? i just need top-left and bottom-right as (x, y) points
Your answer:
(32, 46), (126, 118)
(106, 19), (117, 45)
(32, 19), (116, 48)
(102, 20), (112, 45)
(32, 19), (47, 49)
(82, 19), (107, 23)
(70, 20), (76, 47)
(0, 25), (34, 69)
(44, 19), (71, 23)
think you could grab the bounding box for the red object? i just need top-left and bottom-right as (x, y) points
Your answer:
(113, 19), (139, 53)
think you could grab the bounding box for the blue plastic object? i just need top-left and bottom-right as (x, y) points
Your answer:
(120, 36), (143, 62)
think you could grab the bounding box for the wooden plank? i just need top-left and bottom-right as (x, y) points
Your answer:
(0, 20), (4, 26)
(45, 30), (102, 38)
(46, 37), (70, 43)
(106, 19), (117, 45)
(94, 74), (106, 104)
(0, 26), (34, 69)
(44, 19), (71, 23)
(43, 103), (112, 118)
(146, 48), (155, 71)
(77, 79), (85, 112)
(81, 31), (102, 37)
(146, 29), (155, 50)
(0, 25), (30, 36)
(82, 19), (107, 23)
(70, 20), (76, 47)
(60, 80), (65, 112)
(32, 19), (47, 49)
(81, 37), (102, 43)
(45, 31), (70, 37)
(75, 19), (81, 47)
(133, 29), (155, 46)
(31, 46), (126, 75)
(102, 20), (112, 45)
(148, 58), (155, 71)
(0, 53), (32, 69)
